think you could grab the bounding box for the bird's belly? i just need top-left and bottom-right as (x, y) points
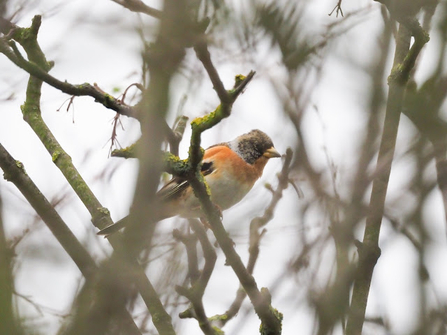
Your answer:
(179, 170), (253, 218)
(209, 172), (252, 210)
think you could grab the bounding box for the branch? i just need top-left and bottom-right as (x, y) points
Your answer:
(402, 74), (447, 234)
(217, 148), (293, 327)
(111, 115), (188, 158)
(249, 148), (293, 246)
(176, 219), (218, 334)
(165, 115), (189, 156)
(189, 219), (217, 300)
(0, 178), (23, 335)
(346, 19), (429, 335)
(328, 0), (344, 17)
(188, 71), (255, 168)
(194, 40), (229, 104)
(7, 15), (175, 334)
(10, 15), (114, 230)
(93, 0), (197, 333)
(0, 144), (97, 278)
(173, 229), (200, 284)
(185, 70), (282, 333)
(111, 0), (162, 18)
(0, 143), (142, 335)
(0, 17), (137, 118)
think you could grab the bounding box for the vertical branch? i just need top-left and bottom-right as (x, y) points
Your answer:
(314, 20), (393, 335)
(187, 72), (282, 333)
(0, 184), (23, 335)
(346, 19), (429, 334)
(216, 149), (293, 327)
(13, 15), (113, 230)
(7, 13), (177, 335)
(86, 0), (204, 333)
(84, 0), (197, 332)
(121, 0), (196, 256)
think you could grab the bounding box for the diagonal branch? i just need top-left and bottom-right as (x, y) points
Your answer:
(186, 71), (282, 334)
(111, 0), (162, 18)
(194, 40), (229, 104)
(217, 148), (293, 327)
(0, 17), (137, 118)
(0, 144), (97, 279)
(0, 144), (142, 335)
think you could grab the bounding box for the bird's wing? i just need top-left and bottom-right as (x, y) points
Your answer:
(156, 176), (189, 201)
(96, 217), (128, 236)
(157, 160), (215, 202)
(97, 147), (222, 236)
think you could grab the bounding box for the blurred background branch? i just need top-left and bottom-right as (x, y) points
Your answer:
(1, 0), (447, 334)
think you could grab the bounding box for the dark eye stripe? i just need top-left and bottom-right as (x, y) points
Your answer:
(201, 161), (214, 176)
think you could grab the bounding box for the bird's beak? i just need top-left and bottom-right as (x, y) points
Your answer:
(263, 147), (281, 158)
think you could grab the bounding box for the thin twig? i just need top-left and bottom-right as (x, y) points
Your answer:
(194, 40), (229, 104)
(328, 0), (344, 17)
(176, 219), (218, 334)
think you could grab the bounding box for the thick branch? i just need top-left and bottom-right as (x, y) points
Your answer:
(9, 15), (175, 335)
(12, 16), (114, 230)
(0, 181), (24, 335)
(94, 0), (197, 333)
(0, 144), (142, 335)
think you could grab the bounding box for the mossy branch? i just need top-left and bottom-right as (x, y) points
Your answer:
(388, 20), (430, 85)
(11, 15), (113, 230)
(0, 16), (137, 118)
(111, 115), (189, 158)
(184, 71), (282, 333)
(188, 71), (255, 167)
(0, 157), (24, 335)
(6, 15), (175, 335)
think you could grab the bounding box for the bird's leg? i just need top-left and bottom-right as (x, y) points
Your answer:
(199, 217), (212, 230)
(198, 202), (223, 229)
(214, 203), (223, 219)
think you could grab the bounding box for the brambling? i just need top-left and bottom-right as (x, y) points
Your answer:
(97, 129), (280, 235)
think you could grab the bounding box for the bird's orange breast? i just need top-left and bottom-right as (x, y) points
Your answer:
(203, 145), (268, 184)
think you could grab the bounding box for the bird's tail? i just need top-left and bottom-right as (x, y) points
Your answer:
(96, 208), (173, 237)
(97, 217), (129, 236)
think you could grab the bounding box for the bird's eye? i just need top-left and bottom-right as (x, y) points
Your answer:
(201, 161), (213, 174)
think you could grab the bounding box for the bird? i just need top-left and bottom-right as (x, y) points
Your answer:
(97, 129), (281, 236)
